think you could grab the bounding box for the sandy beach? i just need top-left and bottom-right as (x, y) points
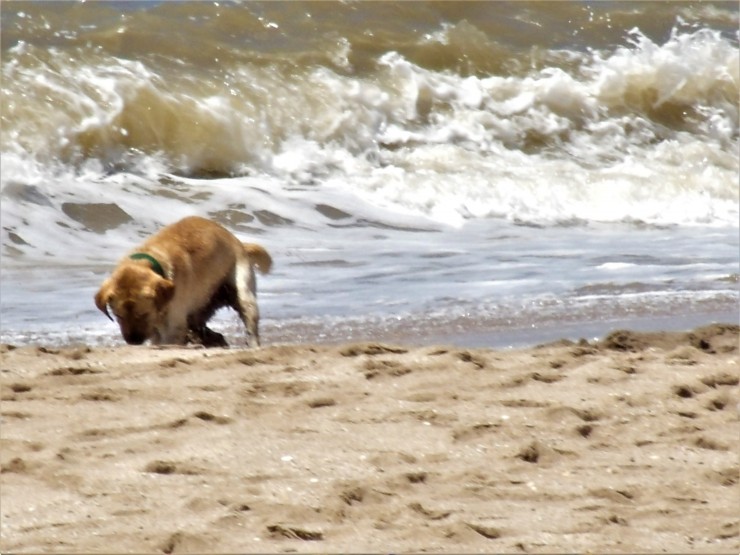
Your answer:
(1, 324), (738, 553)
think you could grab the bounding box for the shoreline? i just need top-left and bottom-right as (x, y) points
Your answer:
(1, 323), (738, 553)
(287, 309), (740, 350)
(2, 301), (736, 351)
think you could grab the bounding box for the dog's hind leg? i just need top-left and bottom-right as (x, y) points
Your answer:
(233, 258), (260, 347)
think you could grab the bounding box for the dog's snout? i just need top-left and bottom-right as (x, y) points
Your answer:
(124, 332), (146, 345)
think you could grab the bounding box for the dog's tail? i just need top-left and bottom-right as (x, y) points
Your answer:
(243, 243), (272, 274)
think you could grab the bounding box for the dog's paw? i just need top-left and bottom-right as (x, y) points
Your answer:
(186, 327), (229, 348)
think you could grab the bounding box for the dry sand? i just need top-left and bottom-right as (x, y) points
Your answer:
(1, 324), (738, 553)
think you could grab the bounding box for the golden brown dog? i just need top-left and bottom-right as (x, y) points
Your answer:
(94, 216), (271, 347)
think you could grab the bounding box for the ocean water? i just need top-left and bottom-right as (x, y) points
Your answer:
(1, 1), (738, 348)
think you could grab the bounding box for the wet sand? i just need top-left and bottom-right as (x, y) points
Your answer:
(1, 324), (738, 553)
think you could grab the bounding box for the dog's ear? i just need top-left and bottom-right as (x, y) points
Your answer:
(154, 279), (175, 311)
(94, 281), (114, 321)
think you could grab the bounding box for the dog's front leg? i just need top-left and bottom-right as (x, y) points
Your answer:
(162, 327), (188, 345)
(156, 316), (189, 345)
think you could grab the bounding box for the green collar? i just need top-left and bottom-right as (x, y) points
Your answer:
(130, 253), (166, 278)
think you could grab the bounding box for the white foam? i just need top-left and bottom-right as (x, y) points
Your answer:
(2, 26), (738, 272)
(597, 262), (637, 271)
(593, 28), (738, 116)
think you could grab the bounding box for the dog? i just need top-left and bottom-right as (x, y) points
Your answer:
(94, 216), (271, 347)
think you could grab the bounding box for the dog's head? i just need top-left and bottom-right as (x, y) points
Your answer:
(94, 265), (175, 345)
